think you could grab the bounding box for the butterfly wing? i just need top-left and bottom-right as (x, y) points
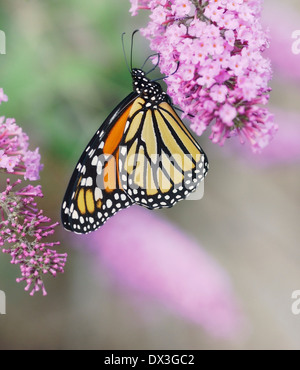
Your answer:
(61, 92), (138, 233)
(119, 98), (209, 209)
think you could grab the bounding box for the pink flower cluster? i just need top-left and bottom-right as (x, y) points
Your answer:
(0, 180), (66, 295)
(0, 90), (66, 295)
(0, 117), (42, 181)
(130, 0), (277, 152)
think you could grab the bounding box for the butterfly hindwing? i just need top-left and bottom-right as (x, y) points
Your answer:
(119, 98), (209, 209)
(61, 92), (138, 233)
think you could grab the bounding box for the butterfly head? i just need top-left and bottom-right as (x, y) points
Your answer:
(131, 68), (166, 106)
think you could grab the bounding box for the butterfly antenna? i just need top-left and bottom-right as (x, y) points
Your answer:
(145, 53), (161, 75)
(174, 106), (195, 118)
(150, 61), (180, 83)
(141, 53), (159, 71)
(121, 32), (131, 74)
(130, 29), (139, 71)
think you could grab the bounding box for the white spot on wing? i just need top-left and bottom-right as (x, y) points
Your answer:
(120, 146), (127, 156)
(86, 177), (93, 187)
(92, 156), (98, 166)
(97, 162), (102, 175)
(94, 187), (102, 201)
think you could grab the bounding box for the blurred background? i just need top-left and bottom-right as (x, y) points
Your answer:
(0, 0), (300, 349)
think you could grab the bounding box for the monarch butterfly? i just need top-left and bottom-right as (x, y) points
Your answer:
(61, 31), (209, 234)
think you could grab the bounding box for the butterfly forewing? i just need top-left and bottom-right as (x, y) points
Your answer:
(61, 93), (137, 233)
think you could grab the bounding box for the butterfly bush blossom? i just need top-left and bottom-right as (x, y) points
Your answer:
(0, 90), (66, 296)
(130, 0), (277, 152)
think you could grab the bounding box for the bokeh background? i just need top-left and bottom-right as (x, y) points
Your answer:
(1, 0), (300, 349)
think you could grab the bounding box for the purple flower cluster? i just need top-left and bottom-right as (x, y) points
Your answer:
(130, 0), (277, 152)
(0, 116), (43, 181)
(0, 91), (66, 295)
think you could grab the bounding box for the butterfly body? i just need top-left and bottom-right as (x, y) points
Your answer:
(62, 67), (209, 234)
(132, 68), (167, 105)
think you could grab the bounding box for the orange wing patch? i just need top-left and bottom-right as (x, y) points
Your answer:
(101, 104), (134, 192)
(104, 156), (117, 192)
(103, 104), (133, 155)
